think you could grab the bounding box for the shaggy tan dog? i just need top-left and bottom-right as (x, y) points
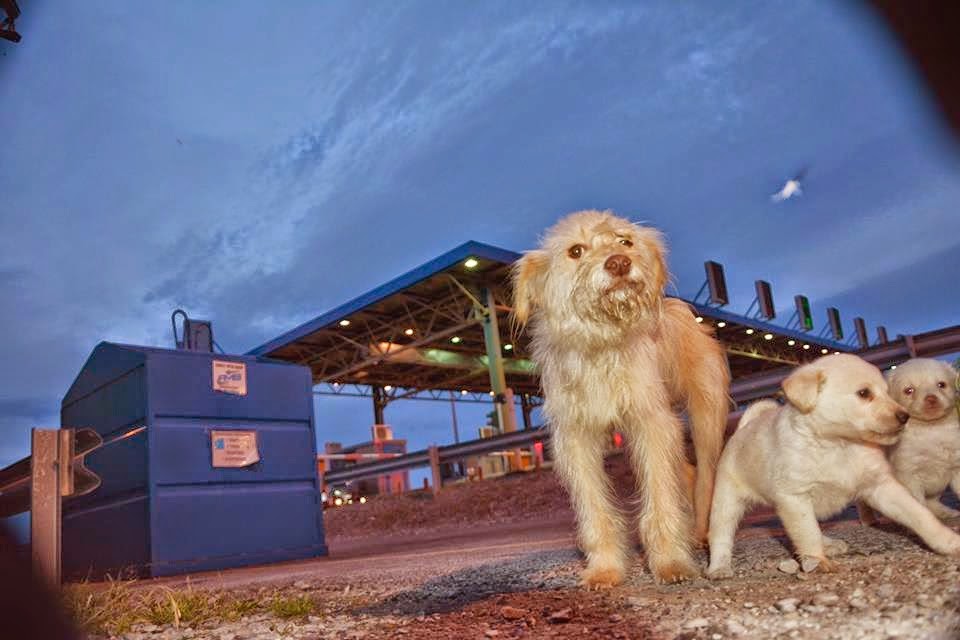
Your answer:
(512, 210), (730, 586)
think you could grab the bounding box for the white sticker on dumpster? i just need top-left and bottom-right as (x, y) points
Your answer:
(212, 360), (247, 396)
(211, 430), (260, 468)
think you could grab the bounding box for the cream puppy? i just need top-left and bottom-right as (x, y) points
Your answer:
(512, 210), (730, 587)
(886, 358), (960, 519)
(707, 354), (960, 579)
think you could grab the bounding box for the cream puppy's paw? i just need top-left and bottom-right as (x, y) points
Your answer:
(822, 536), (849, 557)
(705, 563), (734, 580)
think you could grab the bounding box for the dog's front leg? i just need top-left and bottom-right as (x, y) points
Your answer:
(552, 427), (629, 588)
(626, 407), (698, 583)
(863, 479), (960, 556)
(775, 496), (834, 571)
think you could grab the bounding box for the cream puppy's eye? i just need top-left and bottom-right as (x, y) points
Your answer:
(857, 388), (872, 400)
(903, 387), (914, 396)
(937, 381), (947, 389)
(617, 237), (634, 247)
(568, 244), (586, 259)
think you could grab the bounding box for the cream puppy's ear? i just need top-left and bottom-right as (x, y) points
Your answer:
(783, 364), (825, 414)
(510, 249), (549, 327)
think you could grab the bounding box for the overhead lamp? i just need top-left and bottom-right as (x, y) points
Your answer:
(890, 365), (897, 370)
(451, 336), (462, 344)
(489, 391), (495, 397)
(404, 328), (414, 336)
(695, 316), (703, 323)
(339, 319), (351, 327)
(821, 348), (829, 354)
(803, 344), (811, 350)
(464, 258), (479, 269)
(461, 389), (468, 395)
(745, 328), (755, 335)
(787, 339), (796, 346)
(763, 333), (773, 341)
(384, 385), (393, 392)
(504, 343), (513, 351)
(716, 321), (726, 328)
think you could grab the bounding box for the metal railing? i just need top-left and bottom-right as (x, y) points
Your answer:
(322, 326), (960, 486)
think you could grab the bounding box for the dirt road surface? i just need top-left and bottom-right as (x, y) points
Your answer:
(109, 498), (960, 640)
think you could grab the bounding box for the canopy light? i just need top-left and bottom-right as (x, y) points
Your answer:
(460, 389), (468, 395)
(890, 365), (897, 370)
(787, 339), (796, 346)
(404, 328), (414, 336)
(821, 348), (829, 354)
(384, 385), (393, 392)
(695, 316), (704, 323)
(451, 336), (462, 344)
(489, 391), (495, 397)
(504, 343), (513, 351)
(803, 344), (811, 350)
(339, 319), (351, 327)
(717, 321), (727, 328)
(745, 328), (755, 335)
(464, 258), (479, 269)
(763, 333), (773, 341)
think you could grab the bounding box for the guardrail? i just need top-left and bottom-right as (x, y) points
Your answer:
(730, 325), (960, 403)
(322, 325), (960, 488)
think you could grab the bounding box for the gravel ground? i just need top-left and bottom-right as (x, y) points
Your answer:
(87, 463), (960, 640)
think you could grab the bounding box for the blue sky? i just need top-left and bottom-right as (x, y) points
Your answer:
(1, 1), (959, 473)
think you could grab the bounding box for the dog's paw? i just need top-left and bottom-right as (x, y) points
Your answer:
(822, 536), (849, 558)
(580, 565), (626, 590)
(705, 564), (734, 581)
(653, 559), (700, 584)
(799, 555), (836, 573)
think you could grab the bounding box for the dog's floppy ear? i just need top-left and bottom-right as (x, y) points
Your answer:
(510, 249), (549, 327)
(637, 227), (668, 296)
(782, 364), (825, 414)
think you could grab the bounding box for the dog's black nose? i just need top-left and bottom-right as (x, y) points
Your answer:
(895, 410), (910, 425)
(604, 254), (632, 277)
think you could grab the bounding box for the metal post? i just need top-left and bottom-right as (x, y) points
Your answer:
(428, 445), (441, 496)
(520, 394), (533, 430)
(30, 429), (62, 587)
(480, 288), (518, 434)
(372, 386), (386, 425)
(449, 391), (460, 444)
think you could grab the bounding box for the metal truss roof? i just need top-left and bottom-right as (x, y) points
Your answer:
(247, 240), (851, 401)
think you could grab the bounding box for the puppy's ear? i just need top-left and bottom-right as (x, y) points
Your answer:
(782, 364), (825, 414)
(511, 249), (549, 327)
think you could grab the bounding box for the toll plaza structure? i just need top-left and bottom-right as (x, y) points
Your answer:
(246, 240), (856, 486)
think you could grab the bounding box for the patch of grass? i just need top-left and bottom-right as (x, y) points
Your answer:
(223, 595), (261, 621)
(269, 594), (315, 619)
(62, 583), (293, 635)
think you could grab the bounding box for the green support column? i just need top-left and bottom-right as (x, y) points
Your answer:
(481, 287), (518, 434)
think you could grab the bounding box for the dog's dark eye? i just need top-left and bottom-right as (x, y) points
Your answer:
(903, 387), (914, 396)
(617, 237), (634, 247)
(937, 381), (947, 389)
(857, 388), (872, 400)
(568, 244), (586, 259)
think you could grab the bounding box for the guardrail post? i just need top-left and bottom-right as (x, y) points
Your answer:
(30, 429), (62, 586)
(428, 445), (441, 496)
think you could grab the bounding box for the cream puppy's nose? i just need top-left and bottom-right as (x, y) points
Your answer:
(604, 254), (632, 277)
(924, 394), (939, 407)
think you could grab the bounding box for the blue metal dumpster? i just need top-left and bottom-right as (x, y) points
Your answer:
(60, 342), (327, 578)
